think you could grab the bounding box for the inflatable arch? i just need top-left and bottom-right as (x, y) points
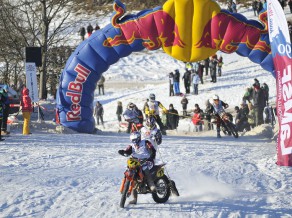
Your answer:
(56, 0), (274, 133)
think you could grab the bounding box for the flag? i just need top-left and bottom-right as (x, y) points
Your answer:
(267, 0), (292, 166)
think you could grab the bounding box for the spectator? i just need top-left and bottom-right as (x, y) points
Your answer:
(87, 23), (94, 37)
(204, 57), (210, 76)
(198, 61), (204, 84)
(217, 56), (223, 77)
(252, 83), (266, 126)
(192, 109), (203, 132)
(97, 75), (105, 95)
(252, 0), (258, 16)
(209, 55), (218, 83)
(166, 104), (179, 130)
(21, 87), (33, 135)
(234, 104), (250, 132)
(263, 0), (267, 10)
(192, 71), (200, 95)
(204, 99), (213, 130)
(1, 85), (10, 135)
(194, 104), (204, 114)
(287, 21), (292, 43)
(264, 103), (275, 126)
(95, 24), (100, 31)
(257, 0), (263, 15)
(254, 78), (260, 87)
(227, 0), (237, 13)
(261, 82), (269, 104)
(173, 69), (181, 95)
(182, 69), (191, 94)
(116, 101), (123, 122)
(242, 87), (253, 103)
(288, 0), (292, 13)
(278, 0), (285, 9)
(79, 26), (86, 41)
(181, 96), (188, 116)
(169, 72), (174, 96)
(0, 89), (6, 141)
(94, 101), (104, 126)
(247, 103), (256, 129)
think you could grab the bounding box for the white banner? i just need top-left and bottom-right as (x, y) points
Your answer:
(267, 0), (292, 166)
(25, 62), (39, 102)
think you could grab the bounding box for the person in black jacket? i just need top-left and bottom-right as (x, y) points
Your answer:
(182, 69), (191, 94)
(94, 101), (104, 126)
(173, 69), (180, 95)
(166, 104), (179, 130)
(116, 101), (123, 122)
(169, 72), (174, 96)
(252, 83), (266, 126)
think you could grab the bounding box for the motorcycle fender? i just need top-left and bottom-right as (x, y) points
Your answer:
(156, 168), (164, 178)
(119, 177), (126, 193)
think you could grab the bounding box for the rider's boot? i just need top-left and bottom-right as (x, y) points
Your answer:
(129, 189), (138, 204)
(144, 169), (156, 192)
(217, 127), (221, 138)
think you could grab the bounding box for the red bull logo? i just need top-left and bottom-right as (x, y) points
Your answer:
(196, 11), (271, 54)
(103, 1), (185, 50)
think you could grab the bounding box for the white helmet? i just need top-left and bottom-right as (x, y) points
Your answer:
(212, 94), (219, 100)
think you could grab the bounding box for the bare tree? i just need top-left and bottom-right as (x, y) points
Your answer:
(0, 0), (79, 99)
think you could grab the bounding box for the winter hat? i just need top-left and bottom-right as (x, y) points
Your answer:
(235, 106), (239, 111)
(169, 104), (173, 108)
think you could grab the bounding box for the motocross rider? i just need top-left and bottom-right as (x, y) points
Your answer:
(140, 116), (162, 149)
(208, 95), (229, 138)
(123, 103), (143, 133)
(118, 131), (157, 204)
(145, 93), (168, 135)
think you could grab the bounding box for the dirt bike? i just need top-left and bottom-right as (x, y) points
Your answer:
(213, 108), (239, 138)
(218, 108), (239, 138)
(119, 157), (179, 208)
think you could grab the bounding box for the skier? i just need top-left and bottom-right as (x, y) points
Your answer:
(118, 131), (157, 204)
(208, 94), (229, 138)
(145, 94), (168, 135)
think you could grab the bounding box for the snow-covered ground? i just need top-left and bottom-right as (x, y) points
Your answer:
(1, 3), (292, 218)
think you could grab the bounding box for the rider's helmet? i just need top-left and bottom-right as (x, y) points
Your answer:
(127, 102), (135, 110)
(212, 94), (219, 100)
(130, 131), (141, 145)
(149, 93), (155, 101)
(146, 116), (156, 129)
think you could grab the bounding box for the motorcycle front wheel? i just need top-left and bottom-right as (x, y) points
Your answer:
(152, 175), (171, 203)
(120, 179), (130, 208)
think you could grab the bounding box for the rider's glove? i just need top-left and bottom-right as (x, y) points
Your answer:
(118, 150), (125, 156)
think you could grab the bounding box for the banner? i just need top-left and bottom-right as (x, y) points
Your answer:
(25, 62), (39, 102)
(267, 0), (292, 166)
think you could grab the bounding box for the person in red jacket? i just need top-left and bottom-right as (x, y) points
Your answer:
(21, 87), (33, 135)
(192, 109), (202, 132)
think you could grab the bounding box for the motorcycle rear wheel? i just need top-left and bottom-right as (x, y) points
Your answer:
(152, 175), (171, 203)
(227, 122), (239, 138)
(120, 179), (130, 208)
